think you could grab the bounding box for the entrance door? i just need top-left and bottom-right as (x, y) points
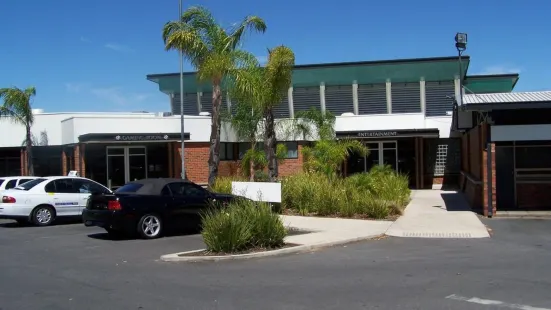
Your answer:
(106, 146), (147, 189)
(364, 141), (398, 172)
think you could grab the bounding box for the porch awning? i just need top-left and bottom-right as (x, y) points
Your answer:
(78, 132), (190, 143)
(336, 128), (440, 139)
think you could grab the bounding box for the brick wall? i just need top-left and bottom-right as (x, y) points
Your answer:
(176, 142), (305, 184)
(482, 141), (496, 216)
(74, 144), (86, 177)
(516, 183), (551, 208)
(20, 149), (26, 176)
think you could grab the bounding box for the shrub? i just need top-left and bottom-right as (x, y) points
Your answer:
(210, 176), (246, 194)
(201, 198), (286, 253)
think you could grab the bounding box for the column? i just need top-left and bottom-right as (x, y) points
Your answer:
(386, 79), (392, 114)
(288, 87), (294, 118)
(226, 91), (232, 113)
(196, 92), (202, 113)
(352, 80), (359, 115)
(420, 79), (426, 115)
(320, 82), (326, 114)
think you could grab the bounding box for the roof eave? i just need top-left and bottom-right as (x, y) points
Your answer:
(463, 101), (551, 112)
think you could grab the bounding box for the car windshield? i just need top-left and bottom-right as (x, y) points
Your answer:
(115, 183), (144, 193)
(14, 178), (47, 190)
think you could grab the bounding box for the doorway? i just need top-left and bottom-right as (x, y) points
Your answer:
(106, 146), (147, 189)
(365, 141), (398, 172)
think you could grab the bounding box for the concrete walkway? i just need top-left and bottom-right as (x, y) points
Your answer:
(281, 215), (393, 246)
(386, 190), (490, 238)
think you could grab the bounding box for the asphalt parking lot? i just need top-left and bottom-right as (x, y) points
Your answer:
(1, 218), (551, 310)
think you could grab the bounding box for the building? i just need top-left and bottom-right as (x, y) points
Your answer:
(0, 55), (519, 191)
(457, 91), (551, 216)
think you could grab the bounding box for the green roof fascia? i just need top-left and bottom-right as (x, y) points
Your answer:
(146, 56), (471, 94)
(464, 74), (520, 94)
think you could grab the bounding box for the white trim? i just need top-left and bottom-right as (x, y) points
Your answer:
(386, 81), (392, 114)
(492, 124), (551, 142)
(320, 82), (326, 114)
(352, 81), (359, 115)
(288, 87), (294, 118)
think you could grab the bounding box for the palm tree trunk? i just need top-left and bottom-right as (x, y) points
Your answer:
(25, 124), (34, 176)
(249, 140), (255, 181)
(264, 108), (278, 182)
(207, 83), (223, 187)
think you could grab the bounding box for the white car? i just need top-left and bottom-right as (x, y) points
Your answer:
(0, 176), (112, 226)
(0, 176), (39, 192)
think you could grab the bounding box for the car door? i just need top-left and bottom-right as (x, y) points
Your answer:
(72, 179), (111, 214)
(44, 179), (82, 216)
(166, 182), (210, 226)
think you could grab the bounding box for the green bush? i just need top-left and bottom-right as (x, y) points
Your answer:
(201, 198), (286, 253)
(210, 176), (246, 194)
(282, 167), (410, 219)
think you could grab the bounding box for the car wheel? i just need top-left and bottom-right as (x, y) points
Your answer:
(137, 214), (163, 239)
(32, 205), (55, 226)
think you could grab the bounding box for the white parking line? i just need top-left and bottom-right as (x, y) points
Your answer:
(446, 294), (551, 310)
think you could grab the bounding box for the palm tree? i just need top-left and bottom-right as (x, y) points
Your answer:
(292, 108), (368, 180)
(162, 6), (267, 187)
(230, 45), (295, 181)
(0, 86), (36, 175)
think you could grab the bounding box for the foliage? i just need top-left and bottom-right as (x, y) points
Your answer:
(162, 6), (267, 186)
(210, 175), (247, 194)
(0, 86), (37, 175)
(302, 139), (368, 180)
(229, 45), (295, 181)
(201, 198), (286, 253)
(282, 169), (410, 219)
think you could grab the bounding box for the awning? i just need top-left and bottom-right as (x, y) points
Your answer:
(336, 128), (440, 139)
(78, 132), (190, 143)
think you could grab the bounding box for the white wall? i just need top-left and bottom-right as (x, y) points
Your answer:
(492, 124), (551, 142)
(335, 113), (453, 138)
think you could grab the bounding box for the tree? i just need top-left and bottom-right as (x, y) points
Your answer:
(162, 6), (267, 187)
(0, 86), (37, 175)
(230, 45), (295, 181)
(292, 107), (368, 180)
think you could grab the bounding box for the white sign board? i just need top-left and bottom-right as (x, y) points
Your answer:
(231, 182), (282, 203)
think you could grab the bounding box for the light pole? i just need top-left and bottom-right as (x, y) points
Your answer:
(179, 0), (186, 179)
(455, 32), (467, 107)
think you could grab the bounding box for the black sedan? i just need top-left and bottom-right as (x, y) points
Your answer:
(82, 178), (237, 239)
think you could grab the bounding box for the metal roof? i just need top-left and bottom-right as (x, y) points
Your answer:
(464, 91), (551, 104)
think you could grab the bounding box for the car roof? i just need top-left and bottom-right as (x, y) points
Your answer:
(0, 176), (38, 180)
(119, 178), (193, 195)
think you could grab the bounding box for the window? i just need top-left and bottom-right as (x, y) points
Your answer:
(0, 179), (4, 186)
(45, 179), (76, 194)
(73, 179), (111, 194)
(280, 142), (299, 159)
(424, 138), (461, 176)
(16, 178), (46, 190)
(5, 179), (17, 189)
(17, 179), (34, 186)
(167, 182), (209, 198)
(115, 183), (144, 193)
(220, 143), (236, 160)
(161, 185), (171, 196)
(515, 146), (551, 169)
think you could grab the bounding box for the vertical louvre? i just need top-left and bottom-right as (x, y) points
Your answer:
(325, 85), (354, 116)
(172, 93), (199, 115)
(200, 92), (213, 114)
(358, 84), (387, 114)
(425, 81), (455, 117)
(272, 94), (290, 118)
(391, 83), (421, 113)
(292, 87), (321, 113)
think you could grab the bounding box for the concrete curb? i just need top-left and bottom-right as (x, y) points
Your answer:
(160, 234), (383, 262)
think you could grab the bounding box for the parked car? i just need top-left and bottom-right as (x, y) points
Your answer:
(0, 176), (39, 193)
(0, 176), (112, 226)
(82, 178), (238, 239)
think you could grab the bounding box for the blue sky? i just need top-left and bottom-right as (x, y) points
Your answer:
(1, 0), (549, 113)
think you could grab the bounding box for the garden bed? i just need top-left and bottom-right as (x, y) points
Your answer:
(282, 209), (401, 221)
(177, 243), (301, 257)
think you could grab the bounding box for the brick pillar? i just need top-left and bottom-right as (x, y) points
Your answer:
(62, 149), (67, 176)
(73, 144), (86, 177)
(481, 122), (496, 217)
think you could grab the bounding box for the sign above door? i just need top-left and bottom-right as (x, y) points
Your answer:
(336, 128), (439, 139)
(78, 132), (191, 143)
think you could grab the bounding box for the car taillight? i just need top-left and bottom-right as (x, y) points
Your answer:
(107, 200), (122, 211)
(2, 196), (16, 203)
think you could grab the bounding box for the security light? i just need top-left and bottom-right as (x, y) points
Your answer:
(455, 32), (467, 51)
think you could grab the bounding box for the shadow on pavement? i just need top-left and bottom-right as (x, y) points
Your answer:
(440, 192), (476, 212)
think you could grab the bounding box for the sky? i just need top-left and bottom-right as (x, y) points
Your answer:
(1, 0), (550, 113)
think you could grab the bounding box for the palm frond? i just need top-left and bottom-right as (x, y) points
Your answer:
(227, 15), (267, 50)
(0, 86), (35, 126)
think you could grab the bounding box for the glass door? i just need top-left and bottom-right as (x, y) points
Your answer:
(106, 146), (148, 189)
(363, 141), (398, 172)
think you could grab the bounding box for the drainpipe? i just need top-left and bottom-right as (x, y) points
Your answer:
(486, 138), (493, 217)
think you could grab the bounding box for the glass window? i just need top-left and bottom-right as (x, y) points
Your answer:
(73, 179), (111, 194)
(16, 178), (47, 190)
(128, 147), (146, 155)
(281, 142), (299, 159)
(238, 143), (249, 160)
(17, 179), (34, 185)
(115, 183), (144, 193)
(45, 179), (76, 194)
(5, 179), (17, 189)
(161, 185), (171, 196)
(220, 143), (235, 160)
(516, 146), (551, 169)
(107, 148), (124, 156)
(167, 182), (209, 198)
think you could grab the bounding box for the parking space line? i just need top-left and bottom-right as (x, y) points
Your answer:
(446, 294), (551, 310)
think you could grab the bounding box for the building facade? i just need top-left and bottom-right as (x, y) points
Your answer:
(0, 56), (519, 190)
